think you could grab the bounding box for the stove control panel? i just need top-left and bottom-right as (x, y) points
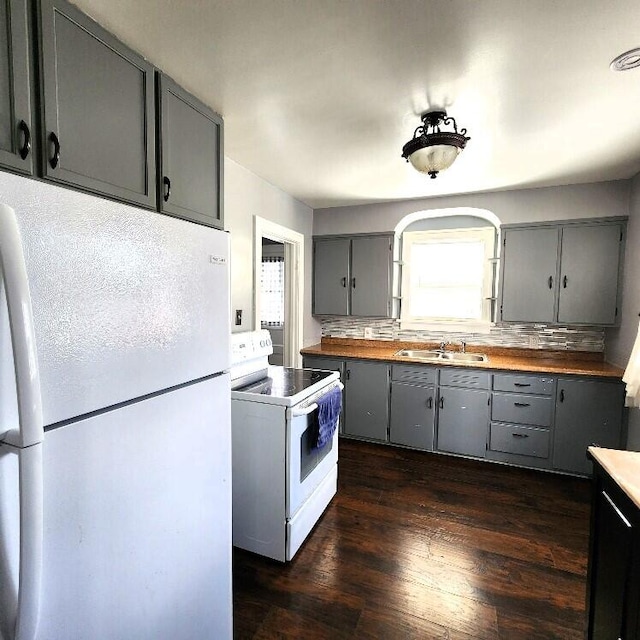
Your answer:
(230, 329), (273, 366)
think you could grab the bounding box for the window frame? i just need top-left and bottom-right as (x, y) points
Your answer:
(399, 226), (497, 332)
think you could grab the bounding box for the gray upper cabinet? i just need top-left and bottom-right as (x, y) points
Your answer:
(313, 238), (350, 315)
(0, 0), (34, 174)
(313, 235), (393, 317)
(557, 224), (623, 325)
(39, 0), (156, 208)
(553, 378), (624, 476)
(350, 236), (393, 317)
(499, 220), (625, 326)
(343, 360), (389, 441)
(157, 74), (224, 228)
(500, 227), (559, 323)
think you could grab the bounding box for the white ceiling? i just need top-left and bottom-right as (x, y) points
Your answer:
(73, 0), (640, 209)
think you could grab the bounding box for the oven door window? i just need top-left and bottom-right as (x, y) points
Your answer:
(299, 423), (334, 482)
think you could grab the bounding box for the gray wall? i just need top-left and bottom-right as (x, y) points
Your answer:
(224, 158), (321, 346)
(313, 180), (630, 235)
(606, 173), (640, 450)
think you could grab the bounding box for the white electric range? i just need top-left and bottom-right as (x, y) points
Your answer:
(230, 330), (342, 562)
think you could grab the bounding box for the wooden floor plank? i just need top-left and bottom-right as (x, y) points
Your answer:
(233, 439), (591, 639)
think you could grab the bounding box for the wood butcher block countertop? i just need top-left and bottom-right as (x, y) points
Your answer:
(589, 447), (640, 509)
(301, 337), (625, 379)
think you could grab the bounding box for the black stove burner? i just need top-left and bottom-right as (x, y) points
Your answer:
(236, 367), (334, 398)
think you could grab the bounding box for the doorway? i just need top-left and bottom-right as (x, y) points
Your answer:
(253, 216), (304, 368)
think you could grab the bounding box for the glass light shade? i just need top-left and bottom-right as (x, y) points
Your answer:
(408, 144), (460, 174)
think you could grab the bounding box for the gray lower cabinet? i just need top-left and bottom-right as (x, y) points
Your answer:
(0, 0), (33, 174)
(553, 378), (624, 476)
(487, 372), (555, 470)
(39, 0), (157, 208)
(499, 221), (625, 326)
(313, 235), (393, 317)
(389, 365), (436, 450)
(343, 360), (389, 441)
(157, 73), (224, 228)
(436, 369), (490, 458)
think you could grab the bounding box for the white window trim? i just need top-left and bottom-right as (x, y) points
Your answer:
(400, 226), (496, 333)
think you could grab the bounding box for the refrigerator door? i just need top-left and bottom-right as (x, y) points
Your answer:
(36, 374), (232, 640)
(0, 172), (230, 426)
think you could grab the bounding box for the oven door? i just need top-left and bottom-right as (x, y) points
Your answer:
(286, 387), (340, 519)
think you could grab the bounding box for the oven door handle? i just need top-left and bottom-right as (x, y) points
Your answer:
(291, 403), (318, 417)
(289, 382), (343, 417)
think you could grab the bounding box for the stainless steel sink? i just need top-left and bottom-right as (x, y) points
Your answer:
(394, 349), (488, 363)
(394, 349), (444, 361)
(440, 352), (488, 362)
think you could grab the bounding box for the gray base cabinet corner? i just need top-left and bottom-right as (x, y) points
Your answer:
(157, 73), (224, 228)
(343, 360), (389, 442)
(0, 0), (34, 175)
(553, 378), (624, 476)
(313, 234), (393, 317)
(39, 0), (157, 208)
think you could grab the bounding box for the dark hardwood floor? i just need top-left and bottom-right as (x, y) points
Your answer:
(233, 439), (591, 639)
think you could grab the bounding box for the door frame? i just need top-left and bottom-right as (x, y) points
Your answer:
(253, 216), (304, 368)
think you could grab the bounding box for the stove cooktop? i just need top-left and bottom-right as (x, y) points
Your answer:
(231, 366), (340, 407)
(235, 367), (334, 397)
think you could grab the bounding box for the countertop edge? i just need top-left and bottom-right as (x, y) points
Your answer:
(588, 447), (640, 510)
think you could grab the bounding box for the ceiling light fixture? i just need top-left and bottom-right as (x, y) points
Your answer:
(610, 47), (640, 71)
(401, 110), (470, 179)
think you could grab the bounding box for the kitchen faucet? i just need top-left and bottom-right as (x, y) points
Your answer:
(438, 341), (449, 353)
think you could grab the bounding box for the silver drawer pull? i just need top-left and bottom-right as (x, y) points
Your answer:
(514, 402), (530, 407)
(512, 433), (529, 438)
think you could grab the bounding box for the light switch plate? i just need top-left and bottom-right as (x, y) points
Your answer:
(364, 327), (373, 339)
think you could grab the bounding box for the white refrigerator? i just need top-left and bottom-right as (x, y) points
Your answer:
(0, 172), (232, 640)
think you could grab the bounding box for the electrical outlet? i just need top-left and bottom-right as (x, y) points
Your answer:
(528, 334), (540, 349)
(364, 327), (373, 339)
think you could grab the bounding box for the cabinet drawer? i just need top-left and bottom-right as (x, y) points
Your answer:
(439, 369), (489, 389)
(493, 373), (555, 396)
(392, 364), (436, 384)
(490, 423), (550, 459)
(491, 392), (553, 426)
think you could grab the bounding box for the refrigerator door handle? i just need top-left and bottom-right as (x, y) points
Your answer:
(13, 444), (43, 640)
(0, 204), (44, 449)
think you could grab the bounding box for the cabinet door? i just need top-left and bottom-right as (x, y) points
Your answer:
(344, 361), (389, 441)
(351, 236), (392, 317)
(500, 227), (559, 322)
(313, 238), (350, 315)
(40, 0), (156, 208)
(553, 379), (624, 475)
(0, 0), (33, 174)
(390, 382), (435, 450)
(158, 74), (223, 228)
(558, 224), (623, 325)
(589, 489), (633, 640)
(437, 386), (489, 458)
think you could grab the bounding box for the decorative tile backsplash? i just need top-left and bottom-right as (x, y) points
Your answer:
(318, 317), (605, 352)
